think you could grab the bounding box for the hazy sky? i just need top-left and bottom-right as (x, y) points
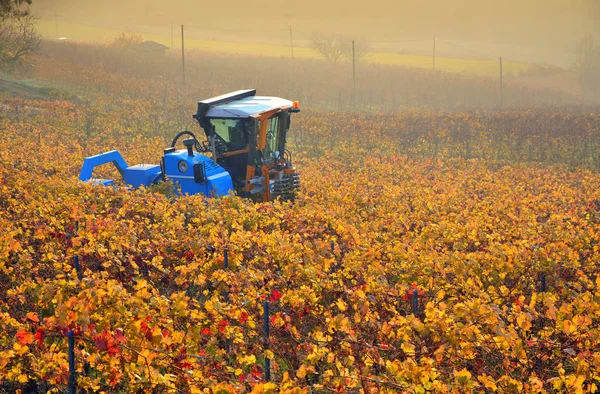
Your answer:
(33, 0), (598, 51)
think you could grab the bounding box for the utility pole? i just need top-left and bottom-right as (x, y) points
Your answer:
(499, 56), (503, 106)
(433, 36), (436, 71)
(352, 40), (356, 100)
(289, 25), (294, 58)
(181, 24), (186, 89)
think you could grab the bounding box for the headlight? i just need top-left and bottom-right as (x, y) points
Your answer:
(178, 160), (189, 173)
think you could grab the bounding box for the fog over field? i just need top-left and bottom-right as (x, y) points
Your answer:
(33, 0), (599, 66)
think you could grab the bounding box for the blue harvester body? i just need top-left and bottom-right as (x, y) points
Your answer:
(79, 148), (234, 197)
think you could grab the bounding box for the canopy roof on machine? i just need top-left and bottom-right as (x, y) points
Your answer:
(195, 89), (293, 120)
(205, 96), (293, 118)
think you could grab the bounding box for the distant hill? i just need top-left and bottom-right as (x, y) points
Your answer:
(33, 0), (597, 49)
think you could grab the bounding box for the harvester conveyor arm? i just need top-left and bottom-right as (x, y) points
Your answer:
(79, 150), (128, 182)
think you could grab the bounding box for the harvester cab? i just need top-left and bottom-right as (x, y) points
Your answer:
(79, 89), (301, 201)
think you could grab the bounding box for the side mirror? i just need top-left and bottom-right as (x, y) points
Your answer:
(193, 163), (206, 184)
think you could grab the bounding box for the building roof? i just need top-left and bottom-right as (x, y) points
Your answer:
(205, 96), (293, 118)
(127, 41), (169, 53)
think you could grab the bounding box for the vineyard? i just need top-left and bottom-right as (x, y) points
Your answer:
(1, 41), (600, 393)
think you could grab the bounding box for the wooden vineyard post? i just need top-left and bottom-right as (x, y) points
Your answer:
(263, 301), (271, 381)
(181, 24), (186, 89)
(68, 330), (76, 394)
(412, 289), (419, 316)
(289, 26), (294, 58)
(500, 56), (503, 106)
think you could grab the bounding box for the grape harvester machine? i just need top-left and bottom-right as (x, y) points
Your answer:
(79, 90), (300, 201)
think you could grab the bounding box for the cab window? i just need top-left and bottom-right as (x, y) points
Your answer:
(263, 115), (280, 159)
(209, 118), (249, 150)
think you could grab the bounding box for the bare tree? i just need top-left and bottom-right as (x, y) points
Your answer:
(310, 32), (371, 63)
(585, 0), (600, 33)
(310, 32), (345, 62)
(0, 0), (40, 67)
(574, 34), (600, 102)
(112, 30), (144, 48)
(341, 38), (371, 62)
(0, 0), (32, 19)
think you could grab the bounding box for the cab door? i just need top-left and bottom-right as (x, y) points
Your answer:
(261, 113), (281, 162)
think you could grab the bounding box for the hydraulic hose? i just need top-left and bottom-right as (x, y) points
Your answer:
(170, 131), (203, 151)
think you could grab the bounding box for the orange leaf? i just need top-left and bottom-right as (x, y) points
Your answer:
(26, 312), (40, 323)
(15, 329), (34, 345)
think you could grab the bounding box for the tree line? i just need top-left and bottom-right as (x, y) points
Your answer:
(0, 0), (40, 68)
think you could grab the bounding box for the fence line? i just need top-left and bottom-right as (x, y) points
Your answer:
(44, 16), (534, 64)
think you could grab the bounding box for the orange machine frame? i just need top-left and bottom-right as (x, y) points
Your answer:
(240, 106), (292, 200)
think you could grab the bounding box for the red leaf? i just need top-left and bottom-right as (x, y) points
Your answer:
(218, 319), (228, 334)
(107, 341), (121, 356)
(35, 328), (46, 345)
(239, 312), (249, 324)
(140, 321), (153, 341)
(251, 364), (262, 379)
(114, 328), (127, 344)
(270, 289), (283, 302)
(94, 332), (109, 351)
(16, 329), (34, 345)
(201, 327), (211, 335)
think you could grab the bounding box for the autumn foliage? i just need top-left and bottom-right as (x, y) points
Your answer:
(0, 42), (599, 393)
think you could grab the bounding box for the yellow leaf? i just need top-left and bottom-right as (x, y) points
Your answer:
(356, 289), (366, 299)
(264, 350), (274, 360)
(240, 354), (257, 366)
(565, 374), (586, 394)
(296, 364), (307, 379)
(434, 345), (446, 362)
(454, 368), (472, 386)
(478, 374), (498, 391)
(344, 355), (355, 366)
(563, 319), (577, 334)
(517, 313), (532, 331)
(401, 342), (415, 356)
